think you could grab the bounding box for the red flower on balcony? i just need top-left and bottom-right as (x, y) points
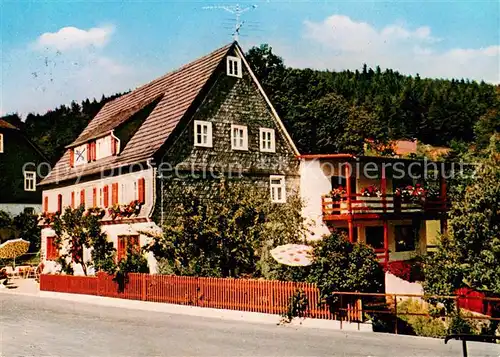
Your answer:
(323, 186), (347, 201)
(396, 184), (427, 203)
(361, 185), (382, 198)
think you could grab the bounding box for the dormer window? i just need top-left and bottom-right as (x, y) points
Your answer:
(74, 144), (88, 166)
(231, 124), (248, 151)
(194, 120), (212, 148)
(226, 56), (242, 78)
(96, 136), (113, 160)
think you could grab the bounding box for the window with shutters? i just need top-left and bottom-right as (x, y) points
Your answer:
(226, 56), (242, 78)
(259, 128), (275, 153)
(24, 171), (36, 191)
(117, 235), (140, 262)
(270, 175), (286, 203)
(96, 135), (113, 160)
(46, 236), (59, 261)
(231, 124), (248, 150)
(194, 121), (212, 147)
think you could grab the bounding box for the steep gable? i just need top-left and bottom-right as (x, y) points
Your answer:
(40, 41), (299, 186)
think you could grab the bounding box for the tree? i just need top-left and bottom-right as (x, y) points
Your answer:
(424, 135), (500, 296)
(307, 232), (384, 307)
(52, 206), (115, 275)
(12, 211), (40, 252)
(148, 179), (308, 278)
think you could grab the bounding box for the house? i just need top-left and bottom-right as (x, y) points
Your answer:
(0, 119), (48, 217)
(39, 41), (300, 268)
(299, 154), (449, 265)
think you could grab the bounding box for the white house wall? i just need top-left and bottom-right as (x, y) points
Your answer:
(41, 168), (155, 219)
(41, 221), (160, 274)
(299, 159), (331, 240)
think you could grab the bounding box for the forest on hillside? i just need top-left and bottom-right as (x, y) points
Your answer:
(2, 44), (499, 163)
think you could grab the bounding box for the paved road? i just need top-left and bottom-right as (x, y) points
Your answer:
(1, 293), (499, 357)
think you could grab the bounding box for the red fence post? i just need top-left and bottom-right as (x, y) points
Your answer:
(141, 274), (147, 301)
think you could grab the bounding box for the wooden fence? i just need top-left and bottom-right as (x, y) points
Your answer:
(40, 273), (348, 320)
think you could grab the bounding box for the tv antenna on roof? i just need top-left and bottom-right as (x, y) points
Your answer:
(203, 4), (258, 41)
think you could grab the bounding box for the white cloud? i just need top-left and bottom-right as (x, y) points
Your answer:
(36, 26), (114, 51)
(281, 15), (499, 84)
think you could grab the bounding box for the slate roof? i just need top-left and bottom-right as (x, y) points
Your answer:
(41, 42), (234, 185)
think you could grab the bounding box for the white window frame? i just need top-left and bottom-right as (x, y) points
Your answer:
(226, 56), (242, 78)
(96, 135), (112, 160)
(259, 128), (276, 153)
(194, 120), (213, 148)
(231, 124), (248, 151)
(74, 144), (88, 166)
(270, 175), (286, 203)
(24, 171), (36, 191)
(0, 133), (4, 153)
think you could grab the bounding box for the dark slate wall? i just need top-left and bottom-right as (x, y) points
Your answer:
(159, 66), (299, 177)
(154, 61), (300, 225)
(0, 128), (48, 204)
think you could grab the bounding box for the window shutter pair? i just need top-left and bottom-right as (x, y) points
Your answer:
(87, 142), (97, 162)
(111, 183), (118, 205)
(43, 196), (49, 212)
(137, 178), (145, 203)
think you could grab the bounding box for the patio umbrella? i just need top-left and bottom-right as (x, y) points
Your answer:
(270, 244), (313, 266)
(0, 238), (30, 267)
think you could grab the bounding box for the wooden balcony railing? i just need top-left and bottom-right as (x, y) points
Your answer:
(322, 193), (448, 220)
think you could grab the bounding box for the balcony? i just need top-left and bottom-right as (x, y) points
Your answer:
(322, 193), (448, 221)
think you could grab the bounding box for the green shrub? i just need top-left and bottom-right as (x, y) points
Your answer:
(398, 299), (447, 338)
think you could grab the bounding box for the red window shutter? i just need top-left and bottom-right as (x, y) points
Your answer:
(80, 189), (85, 207)
(111, 137), (117, 155)
(71, 191), (75, 209)
(43, 196), (49, 212)
(103, 185), (109, 207)
(69, 149), (74, 167)
(57, 194), (63, 213)
(86, 143), (91, 162)
(92, 187), (97, 208)
(112, 183), (118, 205)
(46, 237), (58, 260)
(138, 178), (145, 203)
(117, 237), (125, 261)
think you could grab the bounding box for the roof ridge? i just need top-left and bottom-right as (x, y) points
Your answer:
(102, 42), (234, 108)
(0, 119), (19, 130)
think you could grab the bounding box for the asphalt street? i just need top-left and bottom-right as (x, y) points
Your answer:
(1, 293), (499, 356)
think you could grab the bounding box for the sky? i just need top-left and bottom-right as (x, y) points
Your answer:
(1, 0), (499, 116)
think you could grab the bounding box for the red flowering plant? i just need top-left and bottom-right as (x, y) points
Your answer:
(395, 184), (427, 203)
(323, 186), (347, 201)
(39, 211), (59, 225)
(85, 207), (106, 219)
(108, 200), (143, 220)
(361, 185), (382, 198)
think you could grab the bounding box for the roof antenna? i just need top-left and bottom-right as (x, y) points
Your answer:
(203, 4), (258, 41)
